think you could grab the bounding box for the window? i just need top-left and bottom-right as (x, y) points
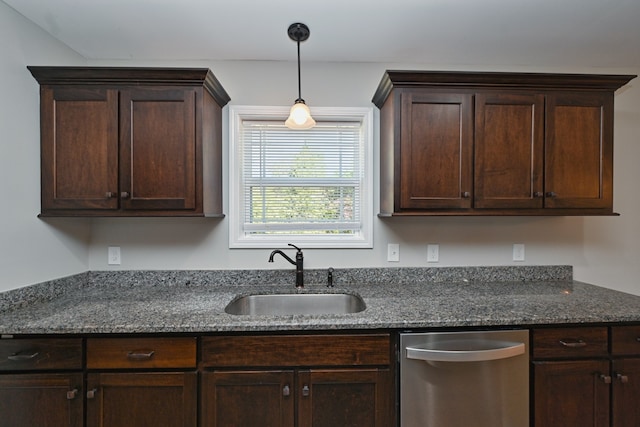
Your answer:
(229, 106), (373, 248)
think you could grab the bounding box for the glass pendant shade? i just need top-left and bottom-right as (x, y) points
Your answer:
(285, 100), (316, 129)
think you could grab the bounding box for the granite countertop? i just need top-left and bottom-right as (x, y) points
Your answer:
(1, 266), (640, 335)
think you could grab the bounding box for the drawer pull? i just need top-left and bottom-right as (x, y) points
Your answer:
(616, 373), (629, 383)
(559, 339), (586, 348)
(87, 388), (98, 399)
(302, 385), (310, 397)
(126, 350), (155, 360)
(283, 385), (290, 397)
(7, 351), (39, 361)
(66, 389), (79, 400)
(600, 374), (612, 384)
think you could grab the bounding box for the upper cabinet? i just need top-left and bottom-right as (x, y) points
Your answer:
(28, 67), (230, 217)
(372, 71), (635, 216)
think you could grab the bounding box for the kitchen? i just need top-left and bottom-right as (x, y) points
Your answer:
(1, 1), (640, 426)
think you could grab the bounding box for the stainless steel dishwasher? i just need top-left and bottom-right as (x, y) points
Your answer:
(400, 329), (529, 427)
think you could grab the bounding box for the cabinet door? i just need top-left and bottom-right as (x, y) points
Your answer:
(474, 93), (545, 209)
(612, 358), (640, 427)
(399, 91), (473, 209)
(298, 369), (391, 427)
(534, 360), (610, 427)
(201, 370), (295, 427)
(545, 92), (614, 209)
(0, 373), (83, 427)
(40, 86), (119, 211)
(120, 88), (198, 211)
(86, 372), (196, 427)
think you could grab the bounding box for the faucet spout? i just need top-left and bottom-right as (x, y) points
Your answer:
(268, 244), (304, 289)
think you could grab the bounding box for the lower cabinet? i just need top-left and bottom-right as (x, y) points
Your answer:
(0, 337), (84, 427)
(532, 326), (640, 427)
(201, 368), (390, 427)
(86, 337), (198, 427)
(534, 359), (610, 426)
(200, 334), (393, 427)
(202, 370), (294, 427)
(86, 372), (197, 427)
(0, 373), (83, 427)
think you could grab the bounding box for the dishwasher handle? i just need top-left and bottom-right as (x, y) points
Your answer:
(406, 339), (525, 363)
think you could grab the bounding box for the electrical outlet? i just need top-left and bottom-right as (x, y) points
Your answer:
(513, 244), (525, 262)
(387, 244), (400, 262)
(108, 246), (121, 265)
(427, 244), (439, 263)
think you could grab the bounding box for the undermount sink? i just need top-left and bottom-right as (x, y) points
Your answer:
(225, 293), (366, 316)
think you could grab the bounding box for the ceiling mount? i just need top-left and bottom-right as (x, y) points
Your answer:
(287, 23), (310, 43)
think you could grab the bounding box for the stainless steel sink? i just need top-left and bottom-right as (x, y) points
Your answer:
(224, 293), (366, 316)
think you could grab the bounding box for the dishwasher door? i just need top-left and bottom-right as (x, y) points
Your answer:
(400, 330), (529, 427)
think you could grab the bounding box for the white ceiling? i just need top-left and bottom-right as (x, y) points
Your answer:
(3, 0), (640, 69)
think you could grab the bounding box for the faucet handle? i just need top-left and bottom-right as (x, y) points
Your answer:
(327, 267), (334, 288)
(288, 243), (302, 252)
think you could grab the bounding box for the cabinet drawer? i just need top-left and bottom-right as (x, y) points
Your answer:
(0, 338), (82, 371)
(201, 334), (390, 367)
(611, 325), (640, 356)
(87, 337), (196, 369)
(532, 327), (608, 359)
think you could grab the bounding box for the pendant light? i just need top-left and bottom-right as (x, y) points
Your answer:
(285, 22), (316, 130)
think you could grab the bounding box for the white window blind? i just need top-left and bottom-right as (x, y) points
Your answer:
(229, 106), (373, 248)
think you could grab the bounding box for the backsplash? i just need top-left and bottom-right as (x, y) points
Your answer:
(0, 265), (572, 313)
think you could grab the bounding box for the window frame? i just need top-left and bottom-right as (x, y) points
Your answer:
(228, 105), (374, 249)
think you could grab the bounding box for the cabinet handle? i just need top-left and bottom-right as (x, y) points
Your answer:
(600, 374), (612, 384)
(7, 351), (39, 361)
(66, 389), (79, 400)
(461, 192), (471, 198)
(559, 339), (586, 348)
(120, 192), (130, 199)
(105, 192), (115, 198)
(283, 385), (290, 397)
(87, 388), (98, 399)
(126, 350), (155, 360)
(546, 191), (557, 198)
(533, 192), (544, 198)
(616, 373), (629, 383)
(302, 385), (310, 397)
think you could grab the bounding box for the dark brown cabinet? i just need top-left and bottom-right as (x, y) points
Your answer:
(532, 326), (640, 427)
(28, 67), (230, 217)
(0, 338), (84, 427)
(200, 334), (393, 427)
(86, 337), (198, 427)
(373, 70), (635, 216)
(397, 91), (473, 210)
(86, 372), (197, 427)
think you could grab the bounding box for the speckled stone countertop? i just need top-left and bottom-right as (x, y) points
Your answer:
(1, 266), (639, 334)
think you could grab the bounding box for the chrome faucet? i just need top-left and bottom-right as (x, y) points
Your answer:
(268, 243), (304, 289)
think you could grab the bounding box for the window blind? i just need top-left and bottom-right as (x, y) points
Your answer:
(240, 120), (364, 235)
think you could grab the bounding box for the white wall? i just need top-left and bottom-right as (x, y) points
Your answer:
(85, 60), (640, 295)
(2, 1), (639, 296)
(0, 2), (89, 291)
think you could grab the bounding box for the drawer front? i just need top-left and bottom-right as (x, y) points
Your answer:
(87, 337), (196, 369)
(533, 327), (608, 359)
(0, 338), (82, 371)
(611, 325), (640, 356)
(201, 334), (391, 367)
